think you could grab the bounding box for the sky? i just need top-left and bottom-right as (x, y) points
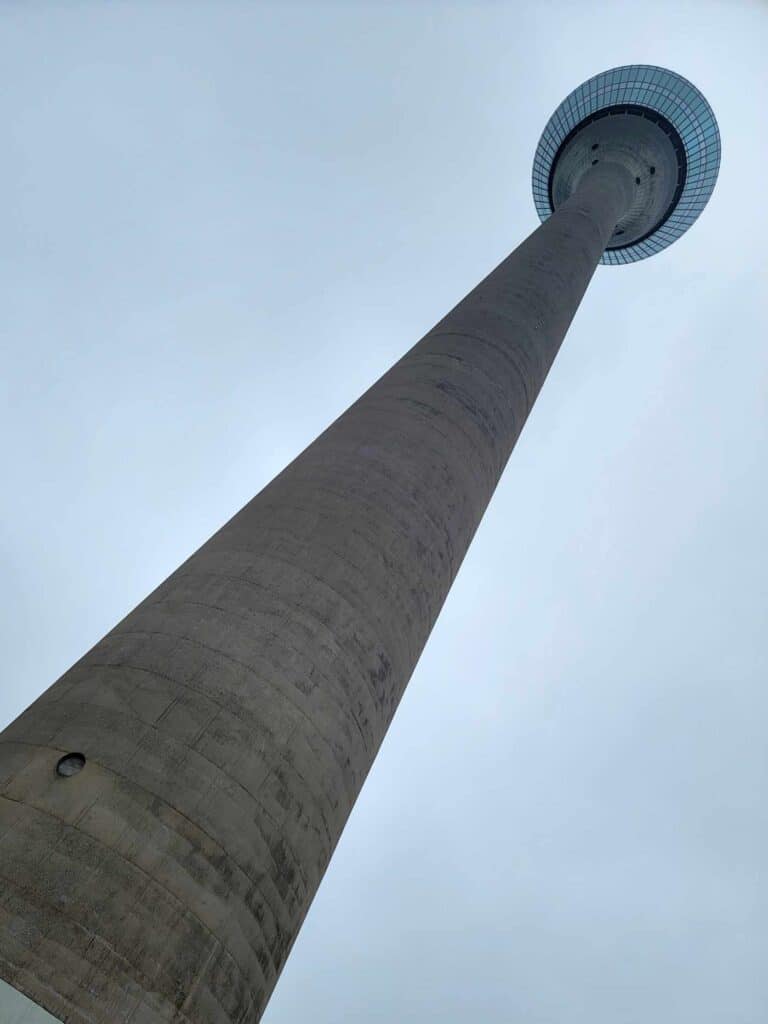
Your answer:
(1, 2), (767, 1022)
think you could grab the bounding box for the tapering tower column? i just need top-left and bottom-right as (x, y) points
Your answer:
(0, 66), (719, 1024)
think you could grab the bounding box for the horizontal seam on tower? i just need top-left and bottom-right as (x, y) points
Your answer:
(0, 847), (256, 1021)
(110, 628), (356, 798)
(140, 594), (378, 746)
(0, 755), (285, 981)
(425, 330), (537, 411)
(165, 570), (383, 734)
(0, 736), (291, 942)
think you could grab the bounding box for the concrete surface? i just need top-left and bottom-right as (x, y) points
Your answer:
(550, 111), (682, 248)
(0, 162), (634, 1023)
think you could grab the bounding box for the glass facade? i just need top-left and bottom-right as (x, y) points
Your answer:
(532, 65), (720, 265)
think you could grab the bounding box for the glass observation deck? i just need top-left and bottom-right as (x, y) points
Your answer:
(532, 65), (721, 265)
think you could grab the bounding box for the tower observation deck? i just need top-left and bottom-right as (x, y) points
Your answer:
(532, 64), (720, 263)
(0, 66), (719, 1023)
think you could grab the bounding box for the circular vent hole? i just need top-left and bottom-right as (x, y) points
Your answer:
(635, 176), (641, 185)
(591, 159), (599, 166)
(56, 752), (86, 778)
(591, 143), (599, 151)
(650, 166), (656, 175)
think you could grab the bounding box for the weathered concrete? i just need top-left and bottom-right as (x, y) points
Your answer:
(0, 162), (634, 1024)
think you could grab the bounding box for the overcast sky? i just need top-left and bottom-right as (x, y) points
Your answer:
(1, 2), (767, 1022)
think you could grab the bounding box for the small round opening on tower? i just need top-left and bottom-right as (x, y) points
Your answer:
(56, 752), (86, 777)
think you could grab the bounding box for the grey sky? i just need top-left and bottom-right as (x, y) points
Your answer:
(1, 2), (766, 1021)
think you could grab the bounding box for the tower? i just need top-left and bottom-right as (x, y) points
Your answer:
(0, 66), (719, 1023)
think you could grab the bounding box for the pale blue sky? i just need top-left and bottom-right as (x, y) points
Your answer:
(1, 2), (767, 1021)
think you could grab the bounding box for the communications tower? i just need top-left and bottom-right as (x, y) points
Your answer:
(0, 66), (720, 1023)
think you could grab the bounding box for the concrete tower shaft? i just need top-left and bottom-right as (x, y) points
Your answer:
(0, 163), (633, 1023)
